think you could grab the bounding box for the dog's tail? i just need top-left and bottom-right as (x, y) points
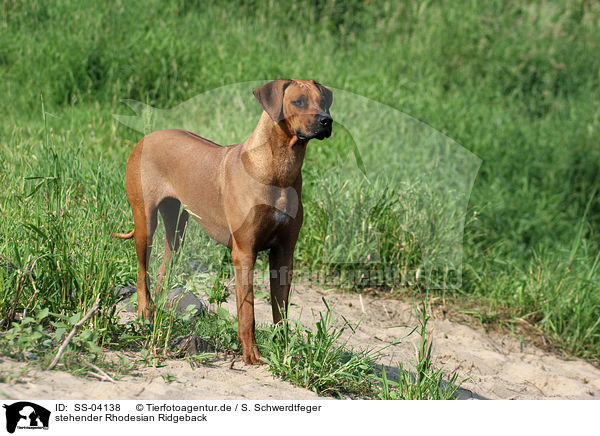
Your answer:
(111, 229), (135, 239)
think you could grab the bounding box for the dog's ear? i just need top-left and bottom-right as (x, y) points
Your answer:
(315, 82), (333, 110)
(253, 80), (291, 123)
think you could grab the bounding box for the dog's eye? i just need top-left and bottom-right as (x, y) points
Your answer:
(292, 98), (306, 108)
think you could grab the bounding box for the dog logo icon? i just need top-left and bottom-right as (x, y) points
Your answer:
(3, 402), (50, 433)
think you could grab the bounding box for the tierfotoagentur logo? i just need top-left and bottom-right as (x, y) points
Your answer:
(3, 402), (51, 433)
(115, 81), (481, 290)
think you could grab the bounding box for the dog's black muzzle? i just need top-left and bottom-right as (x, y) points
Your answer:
(297, 113), (333, 141)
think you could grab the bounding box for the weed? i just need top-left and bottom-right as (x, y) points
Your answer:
(259, 298), (463, 399)
(377, 304), (464, 400)
(185, 269), (230, 307)
(262, 300), (380, 397)
(1, 307), (102, 363)
(193, 308), (242, 355)
(184, 354), (215, 369)
(161, 374), (177, 383)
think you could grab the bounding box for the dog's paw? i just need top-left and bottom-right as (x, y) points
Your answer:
(242, 346), (264, 365)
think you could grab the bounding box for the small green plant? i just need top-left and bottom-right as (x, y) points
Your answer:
(115, 317), (153, 349)
(262, 298), (380, 397)
(129, 298), (203, 363)
(51, 312), (104, 357)
(2, 308), (54, 359)
(377, 304), (464, 400)
(1, 307), (102, 363)
(139, 348), (155, 366)
(161, 373), (177, 383)
(184, 353), (215, 368)
(185, 269), (230, 307)
(117, 354), (135, 371)
(0, 366), (29, 384)
(193, 307), (241, 354)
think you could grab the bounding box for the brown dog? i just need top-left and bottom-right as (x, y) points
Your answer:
(113, 79), (333, 364)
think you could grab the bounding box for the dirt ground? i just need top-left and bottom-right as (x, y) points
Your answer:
(1, 284), (599, 400)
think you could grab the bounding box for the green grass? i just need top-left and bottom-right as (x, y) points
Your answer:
(260, 299), (463, 399)
(377, 304), (463, 400)
(191, 297), (462, 399)
(261, 299), (380, 397)
(0, 0), (599, 379)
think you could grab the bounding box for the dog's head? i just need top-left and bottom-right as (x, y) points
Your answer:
(253, 79), (333, 141)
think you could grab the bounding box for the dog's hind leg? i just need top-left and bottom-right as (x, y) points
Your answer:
(132, 202), (158, 320)
(124, 140), (161, 319)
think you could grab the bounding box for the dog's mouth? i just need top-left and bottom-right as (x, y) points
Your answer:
(316, 127), (332, 140)
(296, 131), (309, 141)
(296, 125), (332, 141)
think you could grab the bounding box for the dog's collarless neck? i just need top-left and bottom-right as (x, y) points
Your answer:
(240, 113), (306, 187)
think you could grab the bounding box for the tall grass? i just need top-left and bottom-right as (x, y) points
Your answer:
(0, 0), (599, 362)
(0, 102), (130, 337)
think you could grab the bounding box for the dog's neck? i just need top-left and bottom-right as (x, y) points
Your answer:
(240, 111), (307, 187)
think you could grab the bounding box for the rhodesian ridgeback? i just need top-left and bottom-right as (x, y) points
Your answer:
(113, 79), (333, 364)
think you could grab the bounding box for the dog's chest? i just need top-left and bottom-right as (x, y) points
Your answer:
(266, 185), (299, 223)
(258, 189), (300, 248)
(263, 210), (292, 248)
(272, 210), (291, 226)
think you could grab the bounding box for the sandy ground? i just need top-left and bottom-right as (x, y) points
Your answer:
(1, 284), (599, 400)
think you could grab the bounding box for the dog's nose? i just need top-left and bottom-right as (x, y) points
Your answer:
(317, 114), (333, 127)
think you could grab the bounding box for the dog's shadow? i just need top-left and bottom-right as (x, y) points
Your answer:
(378, 363), (486, 400)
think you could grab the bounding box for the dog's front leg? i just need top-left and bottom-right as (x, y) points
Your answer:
(269, 244), (295, 325)
(232, 244), (262, 364)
